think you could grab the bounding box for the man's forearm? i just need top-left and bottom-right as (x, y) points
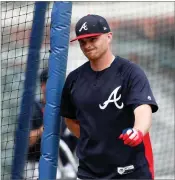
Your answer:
(65, 118), (80, 138)
(29, 126), (43, 146)
(134, 104), (152, 136)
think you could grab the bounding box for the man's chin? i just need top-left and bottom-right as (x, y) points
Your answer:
(85, 54), (98, 61)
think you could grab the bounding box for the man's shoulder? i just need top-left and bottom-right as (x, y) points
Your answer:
(115, 56), (144, 76)
(116, 56), (134, 69)
(32, 100), (43, 116)
(33, 100), (43, 109)
(66, 61), (89, 80)
(30, 100), (43, 129)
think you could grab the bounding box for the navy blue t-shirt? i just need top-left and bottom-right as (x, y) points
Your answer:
(60, 56), (158, 179)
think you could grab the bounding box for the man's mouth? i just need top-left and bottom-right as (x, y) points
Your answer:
(86, 49), (94, 53)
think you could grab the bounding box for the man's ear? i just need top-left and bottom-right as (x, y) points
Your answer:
(107, 32), (113, 43)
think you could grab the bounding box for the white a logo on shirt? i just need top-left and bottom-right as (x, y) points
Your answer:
(99, 86), (124, 110)
(79, 22), (88, 32)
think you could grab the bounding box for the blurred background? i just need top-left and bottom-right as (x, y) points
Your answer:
(1, 2), (174, 179)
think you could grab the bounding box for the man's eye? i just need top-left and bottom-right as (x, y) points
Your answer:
(79, 41), (85, 46)
(91, 38), (97, 41)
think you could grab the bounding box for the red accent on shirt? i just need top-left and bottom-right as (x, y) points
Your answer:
(143, 133), (154, 179)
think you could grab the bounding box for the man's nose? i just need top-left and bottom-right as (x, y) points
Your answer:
(84, 42), (92, 50)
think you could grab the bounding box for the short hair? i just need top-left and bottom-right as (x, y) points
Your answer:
(40, 68), (48, 83)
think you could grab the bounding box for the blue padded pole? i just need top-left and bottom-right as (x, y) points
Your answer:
(39, 2), (72, 180)
(11, 2), (48, 179)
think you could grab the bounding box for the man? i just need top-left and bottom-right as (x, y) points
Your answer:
(26, 68), (77, 179)
(60, 14), (158, 179)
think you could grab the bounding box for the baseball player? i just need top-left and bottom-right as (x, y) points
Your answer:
(60, 14), (158, 179)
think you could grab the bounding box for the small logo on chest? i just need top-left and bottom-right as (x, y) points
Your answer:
(99, 86), (124, 110)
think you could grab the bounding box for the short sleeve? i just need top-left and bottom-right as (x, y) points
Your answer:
(30, 101), (43, 130)
(60, 72), (77, 119)
(124, 64), (158, 113)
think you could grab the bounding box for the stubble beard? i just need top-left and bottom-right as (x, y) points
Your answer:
(85, 49), (101, 62)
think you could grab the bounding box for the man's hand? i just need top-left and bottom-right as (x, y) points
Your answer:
(119, 128), (143, 147)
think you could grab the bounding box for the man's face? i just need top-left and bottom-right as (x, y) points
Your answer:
(78, 32), (113, 61)
(41, 82), (46, 103)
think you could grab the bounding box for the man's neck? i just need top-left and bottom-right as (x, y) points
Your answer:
(89, 51), (115, 71)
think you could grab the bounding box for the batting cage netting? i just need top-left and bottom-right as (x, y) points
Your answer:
(1, 2), (174, 180)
